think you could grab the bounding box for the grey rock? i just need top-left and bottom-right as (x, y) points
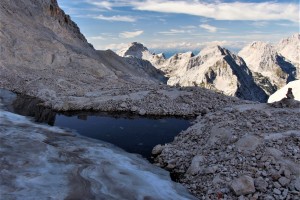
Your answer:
(120, 102), (127, 108)
(278, 177), (290, 187)
(186, 155), (206, 176)
(254, 177), (268, 192)
(294, 178), (300, 191)
(231, 175), (256, 196)
(282, 189), (288, 198)
(274, 182), (281, 189)
(138, 109), (146, 115)
(152, 144), (163, 155)
(273, 188), (281, 195)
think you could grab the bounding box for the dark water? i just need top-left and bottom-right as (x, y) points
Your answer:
(54, 113), (190, 159)
(1, 89), (191, 160)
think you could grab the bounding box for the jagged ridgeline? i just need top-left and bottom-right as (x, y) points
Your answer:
(117, 35), (299, 103)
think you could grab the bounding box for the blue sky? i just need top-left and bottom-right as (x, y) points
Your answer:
(57, 0), (299, 53)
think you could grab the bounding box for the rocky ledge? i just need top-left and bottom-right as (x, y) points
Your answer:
(152, 100), (300, 200)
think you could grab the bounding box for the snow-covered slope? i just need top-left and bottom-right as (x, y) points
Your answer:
(268, 80), (300, 103)
(238, 41), (297, 95)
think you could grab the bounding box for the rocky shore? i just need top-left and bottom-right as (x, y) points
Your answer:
(152, 100), (300, 199)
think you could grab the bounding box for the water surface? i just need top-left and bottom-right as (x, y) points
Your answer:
(1, 89), (191, 159)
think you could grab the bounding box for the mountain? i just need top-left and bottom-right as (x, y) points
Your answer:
(118, 43), (268, 102)
(0, 0), (243, 116)
(117, 42), (166, 68)
(276, 33), (300, 79)
(0, 0), (164, 106)
(238, 41), (297, 95)
(167, 46), (268, 102)
(268, 80), (300, 103)
(276, 34), (300, 66)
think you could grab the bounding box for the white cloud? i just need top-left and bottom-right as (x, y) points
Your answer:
(105, 43), (129, 50)
(181, 25), (197, 29)
(93, 15), (136, 22)
(251, 21), (269, 27)
(87, 1), (113, 10)
(131, 1), (299, 22)
(87, 36), (105, 40)
(119, 30), (144, 38)
(200, 24), (217, 33)
(158, 29), (190, 35)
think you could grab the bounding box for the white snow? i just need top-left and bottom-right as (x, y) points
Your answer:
(268, 80), (300, 103)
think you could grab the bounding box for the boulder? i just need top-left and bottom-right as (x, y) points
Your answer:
(231, 175), (255, 196)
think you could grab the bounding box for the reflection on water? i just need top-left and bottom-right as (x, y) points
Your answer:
(0, 89), (191, 159)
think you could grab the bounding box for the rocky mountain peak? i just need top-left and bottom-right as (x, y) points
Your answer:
(199, 45), (229, 58)
(117, 42), (150, 58)
(276, 33), (300, 66)
(46, 0), (88, 43)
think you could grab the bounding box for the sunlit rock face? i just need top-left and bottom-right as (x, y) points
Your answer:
(0, 110), (197, 200)
(238, 40), (297, 95)
(119, 44), (268, 102)
(276, 34), (300, 71)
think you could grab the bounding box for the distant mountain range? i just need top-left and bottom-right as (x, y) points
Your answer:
(117, 34), (299, 102)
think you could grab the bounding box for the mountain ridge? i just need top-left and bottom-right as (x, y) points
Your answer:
(117, 35), (299, 102)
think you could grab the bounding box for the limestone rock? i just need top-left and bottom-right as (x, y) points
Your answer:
(152, 144), (163, 155)
(186, 155), (206, 175)
(231, 175), (256, 196)
(254, 177), (268, 192)
(294, 178), (300, 191)
(278, 177), (290, 187)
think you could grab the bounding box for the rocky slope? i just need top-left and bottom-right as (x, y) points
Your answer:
(152, 101), (300, 200)
(0, 0), (169, 109)
(268, 80), (300, 103)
